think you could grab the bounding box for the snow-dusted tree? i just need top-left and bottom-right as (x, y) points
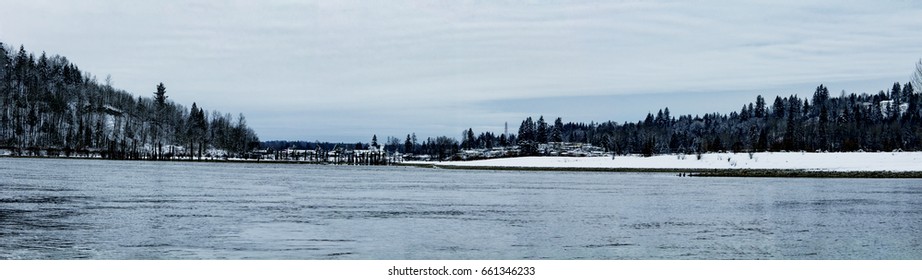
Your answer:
(517, 117), (537, 155)
(186, 102), (208, 159)
(772, 96), (785, 120)
(755, 95), (766, 118)
(517, 117), (534, 143)
(812, 84), (829, 117)
(891, 82), (903, 115)
(152, 83), (168, 159)
(551, 117), (563, 143)
(536, 116), (548, 144)
(0, 43), (259, 159)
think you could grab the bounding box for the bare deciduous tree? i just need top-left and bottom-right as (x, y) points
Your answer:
(913, 59), (922, 93)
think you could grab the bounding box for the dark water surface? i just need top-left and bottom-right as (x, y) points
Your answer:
(1, 157), (920, 259)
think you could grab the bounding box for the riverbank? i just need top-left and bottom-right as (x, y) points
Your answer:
(0, 155), (395, 167)
(401, 151), (922, 178)
(400, 163), (922, 178)
(6, 151), (922, 178)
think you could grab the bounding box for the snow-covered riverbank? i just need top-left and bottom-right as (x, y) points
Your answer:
(410, 152), (922, 172)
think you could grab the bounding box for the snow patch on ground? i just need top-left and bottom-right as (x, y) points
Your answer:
(411, 152), (922, 172)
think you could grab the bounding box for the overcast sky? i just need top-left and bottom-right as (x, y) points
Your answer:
(2, 0), (921, 142)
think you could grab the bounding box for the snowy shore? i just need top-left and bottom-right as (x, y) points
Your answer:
(408, 152), (922, 172)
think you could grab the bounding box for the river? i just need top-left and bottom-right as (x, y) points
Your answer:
(1, 158), (920, 259)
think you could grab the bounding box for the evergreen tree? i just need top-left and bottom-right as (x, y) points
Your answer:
(641, 136), (656, 157)
(663, 108), (671, 124)
(886, 83), (901, 121)
(772, 96), (785, 119)
(404, 134), (413, 154)
(783, 96), (801, 150)
(461, 128), (476, 149)
(812, 84), (829, 116)
(643, 113), (654, 127)
(756, 129), (768, 151)
(518, 117), (534, 143)
(904, 82), (918, 121)
(711, 136), (723, 152)
(517, 117), (537, 155)
(153, 83), (168, 159)
(197, 107), (207, 158)
(818, 105), (828, 151)
(187, 102), (199, 159)
(551, 117), (563, 142)
(154, 82), (168, 106)
(755, 95), (766, 118)
(802, 99), (810, 118)
(536, 116), (548, 144)
(740, 105), (750, 121)
(891, 82), (902, 104)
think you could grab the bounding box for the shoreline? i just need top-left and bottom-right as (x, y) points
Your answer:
(4, 154), (922, 178)
(401, 151), (922, 178)
(397, 162), (922, 178)
(0, 155), (386, 166)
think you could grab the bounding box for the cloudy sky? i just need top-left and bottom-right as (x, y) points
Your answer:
(2, 0), (921, 142)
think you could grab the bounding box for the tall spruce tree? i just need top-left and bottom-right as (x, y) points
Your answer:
(772, 96), (785, 120)
(551, 117), (563, 142)
(755, 95), (766, 118)
(536, 116), (548, 144)
(517, 117), (537, 155)
(404, 134), (413, 154)
(153, 83), (167, 159)
(818, 105), (828, 151)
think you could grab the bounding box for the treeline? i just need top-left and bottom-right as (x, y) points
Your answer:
(385, 81), (921, 160)
(0, 43), (259, 159)
(262, 140), (372, 151)
(264, 135), (465, 161)
(511, 82), (921, 156)
(390, 133), (463, 160)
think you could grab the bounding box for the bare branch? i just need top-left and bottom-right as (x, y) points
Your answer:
(914, 59), (922, 94)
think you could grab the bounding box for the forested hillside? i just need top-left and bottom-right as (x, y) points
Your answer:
(0, 43), (259, 159)
(507, 83), (922, 156)
(426, 78), (922, 158)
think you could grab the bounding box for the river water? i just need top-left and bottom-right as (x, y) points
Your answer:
(1, 158), (920, 259)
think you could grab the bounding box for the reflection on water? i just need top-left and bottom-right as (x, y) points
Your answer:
(1, 158), (920, 259)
